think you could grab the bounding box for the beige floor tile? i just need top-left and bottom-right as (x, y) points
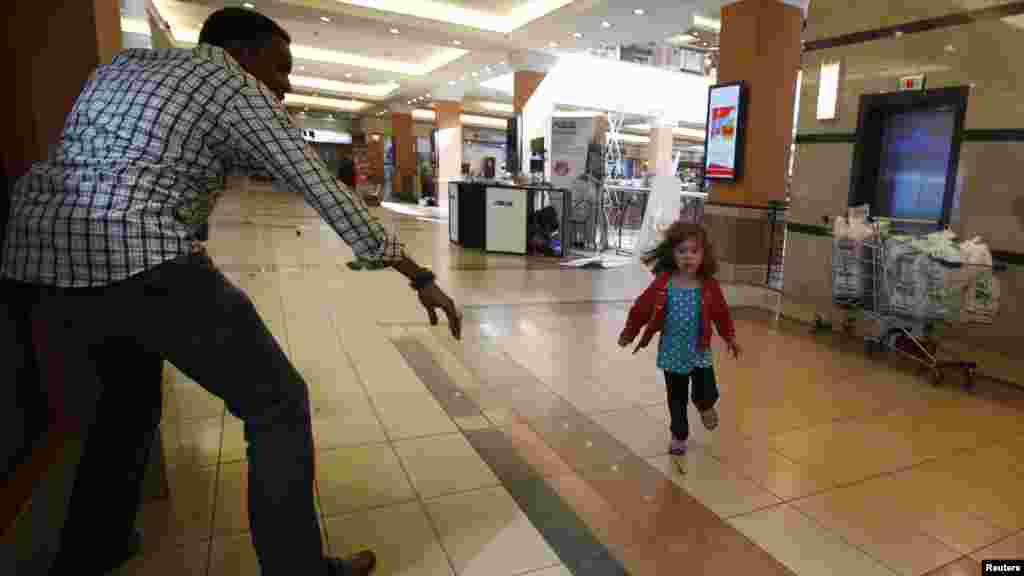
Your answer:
(116, 540), (209, 576)
(794, 486), (963, 575)
(168, 379), (225, 421)
(455, 415), (493, 431)
(371, 390), (458, 439)
(648, 451), (782, 518)
(971, 531), (1024, 561)
(593, 407), (673, 458)
(140, 465), (217, 548)
(208, 532), (259, 576)
(317, 443), (417, 517)
(215, 461), (250, 537)
(484, 408), (522, 427)
(394, 434), (500, 499)
(325, 502), (454, 576)
(314, 402), (389, 449)
(425, 486), (560, 576)
(728, 505), (898, 576)
(160, 416), (223, 469)
(520, 567), (572, 576)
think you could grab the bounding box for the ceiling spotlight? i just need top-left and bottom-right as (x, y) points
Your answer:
(601, 21), (612, 28)
(633, 8), (645, 15)
(944, 44), (957, 53)
(448, 80), (457, 86)
(452, 40), (461, 46)
(426, 93), (432, 98)
(319, 16), (331, 22)
(389, 28), (400, 34)
(499, 61), (506, 65)
(573, 32), (583, 39)
(243, 2), (255, 8)
(344, 72), (353, 78)
(484, 66), (492, 72)
(298, 65), (305, 71)
(549, 41), (559, 48)
(472, 71), (479, 77)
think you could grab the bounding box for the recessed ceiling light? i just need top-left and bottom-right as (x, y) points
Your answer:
(633, 8), (645, 15)
(499, 61), (506, 65)
(452, 40), (461, 46)
(573, 32), (583, 39)
(298, 65), (305, 71)
(484, 66), (492, 72)
(389, 28), (400, 34)
(448, 80), (457, 86)
(549, 41), (559, 48)
(320, 16), (331, 23)
(601, 21), (612, 28)
(243, 2), (255, 8)
(426, 93), (432, 98)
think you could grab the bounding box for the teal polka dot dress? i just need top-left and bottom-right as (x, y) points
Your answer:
(657, 282), (714, 374)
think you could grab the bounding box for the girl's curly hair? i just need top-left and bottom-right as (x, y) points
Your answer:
(640, 221), (718, 279)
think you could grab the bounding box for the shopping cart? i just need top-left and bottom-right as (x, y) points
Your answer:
(821, 222), (1006, 391)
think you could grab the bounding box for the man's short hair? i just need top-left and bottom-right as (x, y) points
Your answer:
(198, 7), (291, 50)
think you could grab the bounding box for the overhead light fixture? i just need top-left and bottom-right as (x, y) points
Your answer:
(475, 101), (515, 114)
(426, 93), (432, 97)
(633, 8), (645, 15)
(484, 66), (492, 72)
(692, 14), (721, 32)
(452, 40), (461, 45)
(298, 65), (306, 71)
(344, 72), (353, 78)
(448, 80), (457, 86)
(549, 41), (559, 48)
(320, 16), (331, 22)
(472, 71), (479, 77)
(601, 21), (612, 28)
(243, 2), (255, 8)
(389, 28), (400, 34)
(481, 72), (514, 95)
(289, 75), (399, 98)
(573, 32), (583, 39)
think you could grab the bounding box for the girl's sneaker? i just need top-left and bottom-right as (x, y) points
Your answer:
(669, 438), (687, 456)
(700, 407), (719, 431)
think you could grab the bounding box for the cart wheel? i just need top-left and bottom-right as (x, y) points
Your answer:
(964, 368), (977, 393)
(930, 369), (944, 387)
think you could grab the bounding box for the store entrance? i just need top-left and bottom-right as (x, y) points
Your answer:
(849, 86), (969, 232)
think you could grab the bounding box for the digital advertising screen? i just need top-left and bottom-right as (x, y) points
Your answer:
(703, 82), (746, 181)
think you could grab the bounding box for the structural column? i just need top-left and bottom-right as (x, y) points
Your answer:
(705, 0), (803, 284)
(713, 0), (802, 206)
(389, 105), (415, 201)
(648, 46), (676, 179)
(433, 100), (462, 214)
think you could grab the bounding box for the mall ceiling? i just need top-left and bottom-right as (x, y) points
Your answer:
(144, 0), (729, 114)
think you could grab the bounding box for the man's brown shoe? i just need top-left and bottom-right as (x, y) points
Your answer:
(327, 550), (377, 575)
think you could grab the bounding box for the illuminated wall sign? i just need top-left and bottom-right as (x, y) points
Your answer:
(703, 82), (746, 181)
(900, 74), (926, 91)
(301, 129), (353, 144)
(817, 61), (841, 120)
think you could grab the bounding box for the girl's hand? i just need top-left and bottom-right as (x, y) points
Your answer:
(728, 341), (742, 359)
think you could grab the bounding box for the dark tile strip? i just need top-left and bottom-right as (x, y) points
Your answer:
(391, 336), (628, 576)
(805, 1), (1024, 51)
(392, 337), (483, 419)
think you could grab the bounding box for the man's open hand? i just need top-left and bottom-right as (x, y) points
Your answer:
(418, 283), (462, 340)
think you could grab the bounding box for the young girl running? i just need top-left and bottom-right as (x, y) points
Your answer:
(618, 222), (741, 455)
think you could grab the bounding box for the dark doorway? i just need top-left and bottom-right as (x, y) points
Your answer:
(849, 86), (969, 232)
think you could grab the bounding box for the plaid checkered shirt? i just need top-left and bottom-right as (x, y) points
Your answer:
(2, 44), (398, 288)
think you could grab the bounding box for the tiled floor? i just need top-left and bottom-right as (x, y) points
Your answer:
(121, 183), (1024, 576)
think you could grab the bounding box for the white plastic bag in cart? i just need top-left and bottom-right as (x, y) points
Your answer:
(633, 153), (682, 266)
(959, 237), (1000, 324)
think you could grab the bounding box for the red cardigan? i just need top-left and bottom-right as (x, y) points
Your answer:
(620, 273), (736, 354)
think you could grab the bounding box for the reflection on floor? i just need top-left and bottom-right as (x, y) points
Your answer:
(123, 184), (1024, 576)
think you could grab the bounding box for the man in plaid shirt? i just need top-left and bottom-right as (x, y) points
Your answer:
(3, 8), (460, 576)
